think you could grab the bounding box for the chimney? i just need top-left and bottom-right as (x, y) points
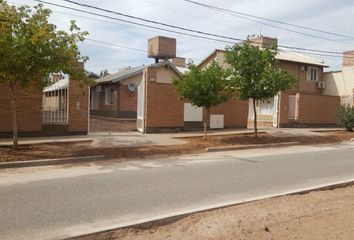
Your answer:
(171, 57), (186, 68)
(343, 50), (354, 67)
(249, 36), (278, 49)
(148, 36), (176, 63)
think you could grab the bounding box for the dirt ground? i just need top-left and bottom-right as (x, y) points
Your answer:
(0, 131), (353, 163)
(90, 116), (136, 132)
(71, 185), (354, 240)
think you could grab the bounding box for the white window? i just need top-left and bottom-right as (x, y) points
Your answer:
(307, 67), (319, 81)
(105, 87), (114, 105)
(184, 103), (203, 122)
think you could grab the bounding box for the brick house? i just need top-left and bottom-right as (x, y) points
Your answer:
(0, 64), (90, 138)
(198, 36), (341, 128)
(90, 36), (248, 133)
(136, 36), (248, 133)
(90, 66), (145, 118)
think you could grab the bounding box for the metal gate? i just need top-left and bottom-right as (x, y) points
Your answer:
(42, 77), (68, 124)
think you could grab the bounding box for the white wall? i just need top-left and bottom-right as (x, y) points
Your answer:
(324, 66), (354, 96)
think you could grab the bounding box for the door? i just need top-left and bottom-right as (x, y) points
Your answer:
(210, 115), (224, 129)
(288, 95), (297, 120)
(273, 95), (279, 127)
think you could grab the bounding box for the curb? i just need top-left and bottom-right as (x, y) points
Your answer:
(205, 141), (300, 152)
(0, 155), (105, 169)
(63, 178), (354, 240)
(0, 138), (93, 147)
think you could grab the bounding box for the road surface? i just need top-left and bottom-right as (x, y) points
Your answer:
(1, 143), (354, 240)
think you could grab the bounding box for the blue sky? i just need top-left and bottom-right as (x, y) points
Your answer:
(11, 0), (354, 74)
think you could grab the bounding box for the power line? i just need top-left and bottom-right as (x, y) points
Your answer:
(86, 37), (354, 60)
(145, 0), (341, 42)
(86, 38), (146, 53)
(34, 0), (354, 57)
(58, 0), (240, 42)
(181, 0), (354, 40)
(52, 0), (354, 54)
(35, 0), (233, 44)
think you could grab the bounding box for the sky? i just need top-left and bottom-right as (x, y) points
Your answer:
(11, 0), (354, 74)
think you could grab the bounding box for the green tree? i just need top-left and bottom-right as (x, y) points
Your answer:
(225, 39), (296, 137)
(173, 61), (230, 140)
(100, 69), (109, 77)
(337, 104), (354, 132)
(0, 1), (89, 149)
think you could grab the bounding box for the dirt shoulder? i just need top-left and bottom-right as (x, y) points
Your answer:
(71, 184), (354, 240)
(0, 130), (353, 163)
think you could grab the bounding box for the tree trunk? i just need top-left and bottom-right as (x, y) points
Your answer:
(203, 108), (210, 140)
(253, 98), (258, 137)
(10, 83), (18, 150)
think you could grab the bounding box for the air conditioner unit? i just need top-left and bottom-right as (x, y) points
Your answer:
(96, 85), (103, 92)
(317, 81), (325, 89)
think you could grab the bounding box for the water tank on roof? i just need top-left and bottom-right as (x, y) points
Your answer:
(148, 36), (176, 61)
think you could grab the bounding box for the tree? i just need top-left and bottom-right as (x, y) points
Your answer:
(173, 61), (230, 140)
(225, 39), (296, 137)
(100, 69), (109, 77)
(337, 104), (354, 132)
(0, 1), (89, 149)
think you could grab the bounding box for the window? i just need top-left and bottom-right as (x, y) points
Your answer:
(307, 67), (319, 81)
(105, 87), (114, 105)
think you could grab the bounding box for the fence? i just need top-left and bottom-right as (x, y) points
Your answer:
(42, 77), (68, 124)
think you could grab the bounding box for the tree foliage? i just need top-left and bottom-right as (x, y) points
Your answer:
(225, 39), (296, 136)
(0, 1), (89, 148)
(173, 61), (230, 139)
(337, 104), (354, 132)
(100, 69), (109, 77)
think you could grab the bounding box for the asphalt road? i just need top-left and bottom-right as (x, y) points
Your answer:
(1, 143), (354, 240)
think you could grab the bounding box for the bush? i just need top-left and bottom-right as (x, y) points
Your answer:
(337, 105), (354, 132)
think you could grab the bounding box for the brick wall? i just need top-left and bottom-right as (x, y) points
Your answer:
(144, 66), (248, 131)
(207, 99), (248, 128)
(277, 61), (323, 95)
(297, 94), (340, 125)
(118, 85), (137, 117)
(343, 50), (354, 67)
(68, 79), (89, 133)
(145, 66), (184, 129)
(0, 83), (42, 133)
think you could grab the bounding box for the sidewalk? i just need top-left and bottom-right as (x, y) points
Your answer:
(0, 131), (187, 148)
(0, 127), (342, 147)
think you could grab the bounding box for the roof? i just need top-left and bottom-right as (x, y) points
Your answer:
(197, 48), (328, 68)
(43, 78), (68, 92)
(86, 71), (100, 79)
(276, 47), (328, 67)
(96, 66), (145, 84)
(149, 60), (183, 76)
(96, 61), (184, 85)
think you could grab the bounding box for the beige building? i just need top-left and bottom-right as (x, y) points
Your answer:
(324, 51), (354, 106)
